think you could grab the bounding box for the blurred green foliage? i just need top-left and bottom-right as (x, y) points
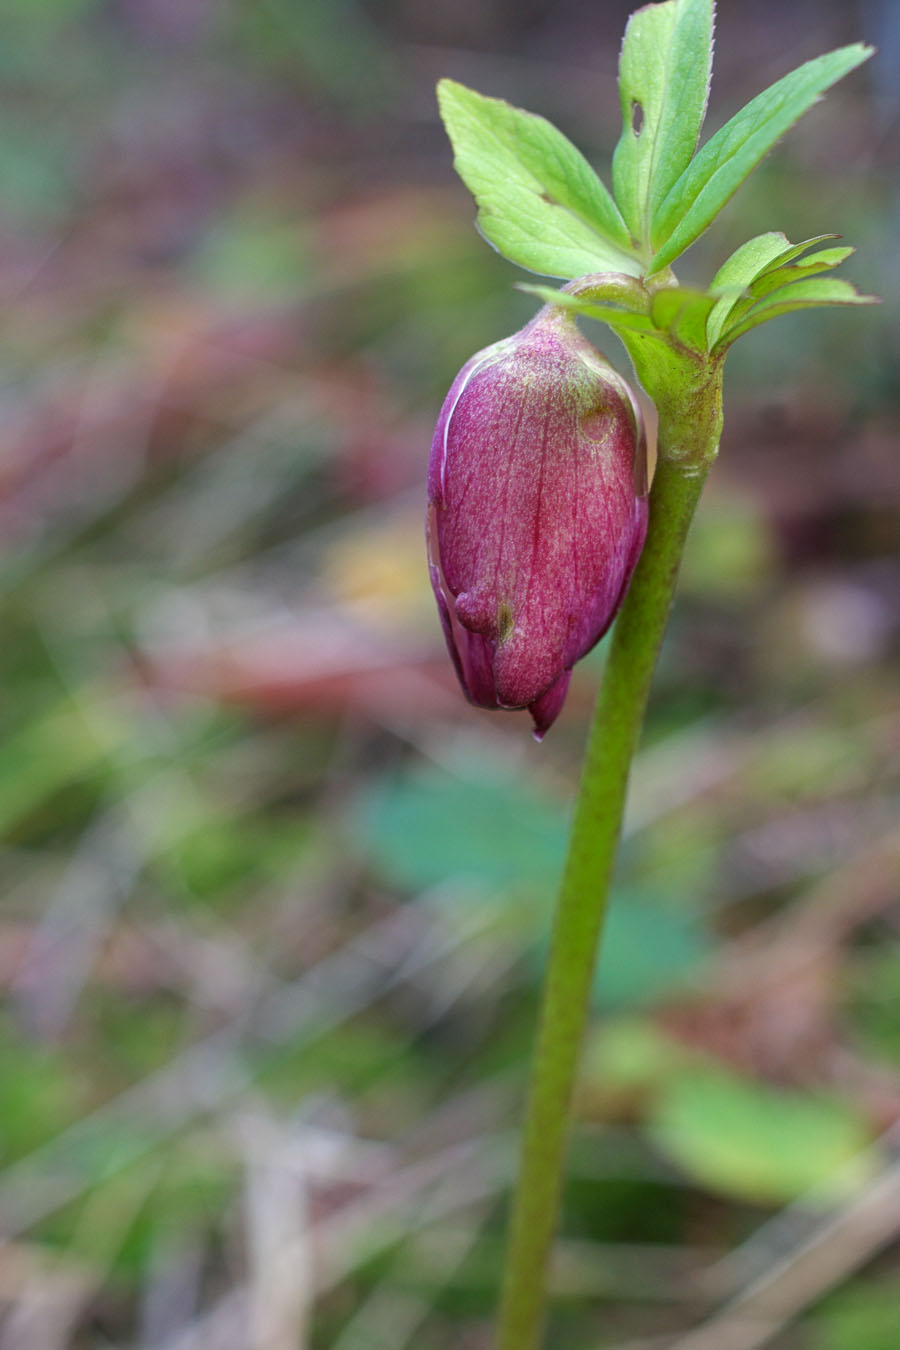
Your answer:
(0, 0), (897, 1346)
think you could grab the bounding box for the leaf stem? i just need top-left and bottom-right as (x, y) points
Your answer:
(495, 434), (716, 1350)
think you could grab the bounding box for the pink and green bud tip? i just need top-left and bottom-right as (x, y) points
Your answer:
(427, 308), (648, 739)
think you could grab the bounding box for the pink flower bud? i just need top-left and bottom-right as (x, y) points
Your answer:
(427, 309), (648, 739)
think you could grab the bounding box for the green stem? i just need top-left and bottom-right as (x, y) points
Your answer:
(495, 442), (715, 1350)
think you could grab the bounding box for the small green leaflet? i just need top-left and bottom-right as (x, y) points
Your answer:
(437, 79), (641, 280)
(747, 247), (856, 301)
(613, 0), (714, 250)
(706, 231), (791, 345)
(765, 244), (854, 274)
(705, 233), (848, 344)
(650, 43), (873, 271)
(754, 233), (841, 275)
(705, 234), (873, 348)
(714, 277), (877, 349)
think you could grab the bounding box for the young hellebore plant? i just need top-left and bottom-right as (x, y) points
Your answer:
(426, 2), (875, 1345)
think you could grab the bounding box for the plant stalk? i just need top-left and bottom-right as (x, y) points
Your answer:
(495, 440), (715, 1350)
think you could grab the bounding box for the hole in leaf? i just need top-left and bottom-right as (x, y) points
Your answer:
(631, 100), (644, 135)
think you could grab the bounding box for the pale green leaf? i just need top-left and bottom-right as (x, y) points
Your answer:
(649, 1066), (874, 1203)
(755, 232), (841, 274)
(437, 78), (641, 279)
(707, 235), (851, 345)
(747, 246), (855, 300)
(613, 0), (714, 248)
(709, 232), (791, 292)
(649, 44), (873, 271)
(787, 244), (855, 270)
(716, 276), (877, 349)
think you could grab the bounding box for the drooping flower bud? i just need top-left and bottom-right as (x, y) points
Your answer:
(427, 308), (648, 739)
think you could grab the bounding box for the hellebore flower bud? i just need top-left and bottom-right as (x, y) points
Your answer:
(427, 308), (648, 739)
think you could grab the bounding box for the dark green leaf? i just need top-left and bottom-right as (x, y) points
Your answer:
(437, 78), (641, 279)
(613, 0), (715, 249)
(650, 44), (873, 271)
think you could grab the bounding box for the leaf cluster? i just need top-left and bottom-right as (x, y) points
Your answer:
(437, 0), (875, 357)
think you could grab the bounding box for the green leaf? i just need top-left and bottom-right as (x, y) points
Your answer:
(746, 246), (855, 300)
(437, 78), (641, 280)
(354, 763), (567, 894)
(706, 231), (792, 346)
(532, 890), (711, 1011)
(523, 281), (716, 354)
(516, 284), (657, 335)
(709, 231), (792, 292)
(650, 285), (718, 352)
(706, 234), (852, 345)
(650, 43), (873, 271)
(613, 0), (714, 250)
(592, 893), (710, 1008)
(754, 232), (841, 274)
(716, 276), (877, 348)
(649, 1066), (874, 1203)
(517, 269), (652, 312)
(781, 244), (855, 270)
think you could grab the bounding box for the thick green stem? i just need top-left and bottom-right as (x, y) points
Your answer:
(495, 441), (715, 1350)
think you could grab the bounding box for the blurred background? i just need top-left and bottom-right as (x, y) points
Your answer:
(0, 1), (898, 1347)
